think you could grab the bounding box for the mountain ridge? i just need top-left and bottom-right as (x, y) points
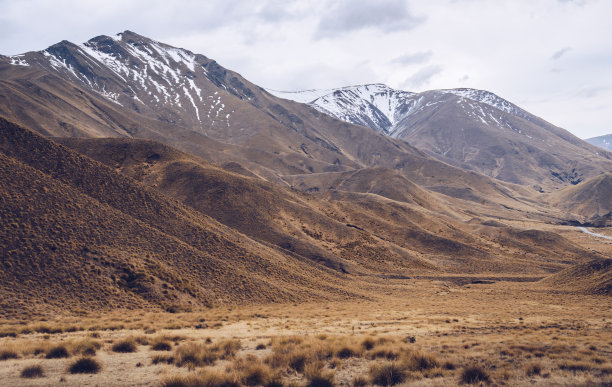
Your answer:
(270, 83), (612, 189)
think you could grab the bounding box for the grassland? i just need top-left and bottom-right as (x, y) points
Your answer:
(1, 279), (609, 386)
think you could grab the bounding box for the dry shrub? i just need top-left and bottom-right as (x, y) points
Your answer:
(68, 357), (101, 374)
(306, 372), (335, 387)
(369, 362), (406, 386)
(175, 342), (217, 367)
(73, 339), (101, 356)
(20, 364), (44, 378)
(0, 349), (19, 360)
(112, 339), (137, 353)
(403, 351), (439, 371)
(213, 339), (241, 359)
(352, 375), (368, 387)
(525, 362), (542, 376)
(160, 370), (240, 387)
(289, 352), (307, 372)
(558, 361), (591, 372)
(369, 345), (401, 360)
(460, 365), (490, 384)
(152, 354), (175, 365)
(240, 363), (273, 386)
(46, 345), (70, 359)
(335, 345), (360, 359)
(361, 337), (376, 351)
(151, 340), (173, 351)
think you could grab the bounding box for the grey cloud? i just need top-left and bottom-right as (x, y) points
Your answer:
(390, 51), (432, 65)
(551, 47), (572, 60)
(315, 0), (424, 39)
(576, 86), (612, 98)
(401, 65), (443, 89)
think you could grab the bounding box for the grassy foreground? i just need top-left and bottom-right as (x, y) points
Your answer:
(0, 280), (610, 386)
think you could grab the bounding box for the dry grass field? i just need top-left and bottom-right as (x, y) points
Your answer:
(1, 275), (610, 386)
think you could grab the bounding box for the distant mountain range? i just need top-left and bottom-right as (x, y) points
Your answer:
(270, 84), (612, 189)
(586, 134), (612, 151)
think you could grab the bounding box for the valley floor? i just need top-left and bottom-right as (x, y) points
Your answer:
(1, 278), (610, 386)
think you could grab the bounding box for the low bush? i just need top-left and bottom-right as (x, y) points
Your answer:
(460, 366), (490, 384)
(369, 362), (406, 386)
(0, 349), (19, 360)
(68, 357), (101, 374)
(112, 339), (137, 353)
(20, 364), (44, 378)
(151, 340), (173, 351)
(46, 345), (70, 359)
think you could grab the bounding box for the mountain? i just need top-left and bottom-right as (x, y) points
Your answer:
(0, 31), (608, 315)
(270, 84), (612, 190)
(0, 31), (541, 210)
(586, 134), (612, 151)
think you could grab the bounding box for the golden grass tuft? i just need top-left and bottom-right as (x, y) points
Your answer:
(369, 362), (406, 386)
(160, 370), (240, 387)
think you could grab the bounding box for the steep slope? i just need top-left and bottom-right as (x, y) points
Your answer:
(586, 134), (612, 151)
(0, 117), (363, 317)
(548, 173), (612, 226)
(271, 84), (612, 190)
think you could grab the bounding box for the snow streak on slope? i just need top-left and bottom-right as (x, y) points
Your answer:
(9, 31), (238, 130)
(273, 84), (535, 138)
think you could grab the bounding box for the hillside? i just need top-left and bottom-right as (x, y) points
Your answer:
(0, 117), (364, 317)
(548, 173), (612, 226)
(540, 258), (612, 295)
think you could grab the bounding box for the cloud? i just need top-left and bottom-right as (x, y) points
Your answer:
(551, 47), (572, 60)
(576, 85), (612, 98)
(390, 51), (432, 65)
(315, 0), (424, 39)
(400, 65), (443, 90)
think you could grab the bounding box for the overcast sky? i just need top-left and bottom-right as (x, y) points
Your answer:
(1, 0), (610, 138)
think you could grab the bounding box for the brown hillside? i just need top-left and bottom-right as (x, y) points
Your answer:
(540, 258), (612, 295)
(0, 117), (363, 317)
(548, 173), (612, 226)
(58, 136), (601, 276)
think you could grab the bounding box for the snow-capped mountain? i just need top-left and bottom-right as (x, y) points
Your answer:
(2, 31), (611, 190)
(4, 31), (257, 133)
(271, 84), (612, 188)
(586, 134), (612, 151)
(269, 84), (531, 137)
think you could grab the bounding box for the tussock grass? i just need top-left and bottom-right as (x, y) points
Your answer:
(112, 339), (137, 353)
(402, 351), (439, 371)
(558, 361), (591, 372)
(175, 342), (217, 367)
(151, 340), (173, 351)
(460, 365), (490, 384)
(160, 370), (240, 387)
(369, 362), (406, 386)
(0, 349), (19, 360)
(151, 354), (175, 365)
(45, 345), (70, 359)
(68, 357), (101, 374)
(20, 364), (44, 378)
